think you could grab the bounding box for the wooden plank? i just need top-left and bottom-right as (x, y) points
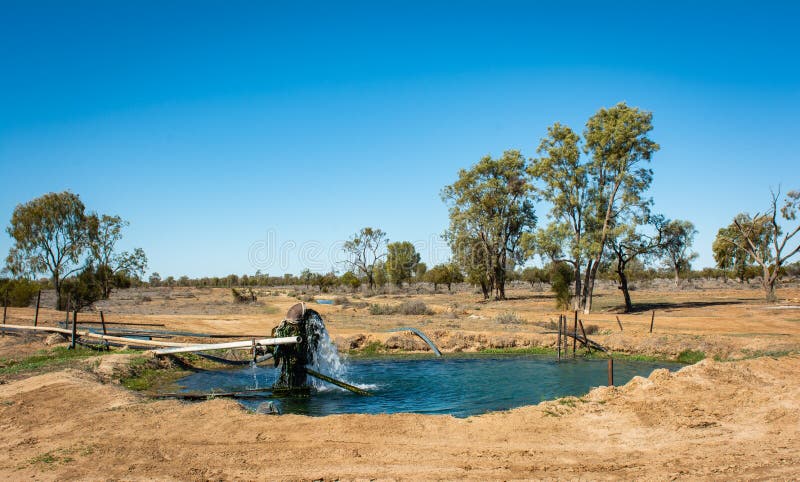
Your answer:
(616, 315), (624, 332)
(650, 310), (655, 333)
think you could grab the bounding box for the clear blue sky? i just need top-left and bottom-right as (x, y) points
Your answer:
(1, 1), (798, 278)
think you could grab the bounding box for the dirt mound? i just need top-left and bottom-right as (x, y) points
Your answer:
(0, 356), (797, 479)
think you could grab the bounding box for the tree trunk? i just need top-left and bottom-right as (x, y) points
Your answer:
(765, 282), (777, 303)
(583, 260), (600, 314)
(579, 260), (593, 312)
(617, 265), (632, 313)
(53, 274), (62, 310)
(673, 266), (680, 288)
(573, 263), (582, 312)
(763, 267), (778, 303)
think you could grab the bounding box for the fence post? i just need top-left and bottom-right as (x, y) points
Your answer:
(33, 290), (41, 326)
(608, 358), (614, 386)
(649, 310), (655, 333)
(2, 292), (7, 337)
(572, 311), (578, 357)
(100, 310), (107, 335)
(70, 310), (77, 349)
(616, 315), (623, 332)
(557, 315), (562, 361)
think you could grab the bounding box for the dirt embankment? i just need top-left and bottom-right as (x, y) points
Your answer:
(0, 355), (797, 479)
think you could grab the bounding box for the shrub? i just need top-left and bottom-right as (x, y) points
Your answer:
(397, 300), (433, 315)
(583, 324), (599, 335)
(677, 349), (705, 364)
(550, 263), (575, 310)
(493, 312), (524, 325)
(231, 287), (257, 303)
(333, 296), (350, 306)
(368, 300), (433, 315)
(369, 303), (397, 315)
(0, 278), (40, 307)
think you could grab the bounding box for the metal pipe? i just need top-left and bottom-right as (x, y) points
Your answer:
(150, 336), (301, 355)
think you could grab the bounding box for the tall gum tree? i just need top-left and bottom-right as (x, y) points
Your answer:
(581, 102), (660, 313)
(527, 122), (589, 310)
(5, 191), (90, 309)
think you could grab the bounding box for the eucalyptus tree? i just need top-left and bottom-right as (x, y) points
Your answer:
(442, 150), (536, 300)
(385, 241), (421, 287)
(342, 227), (388, 290)
(608, 214), (665, 312)
(5, 191), (91, 308)
(88, 214), (148, 298)
(712, 214), (771, 283)
(527, 122), (589, 309)
(580, 102), (660, 313)
(659, 219), (698, 287)
(722, 188), (800, 302)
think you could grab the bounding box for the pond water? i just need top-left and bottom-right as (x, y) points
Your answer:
(173, 355), (682, 417)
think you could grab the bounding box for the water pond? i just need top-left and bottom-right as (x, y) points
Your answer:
(173, 355), (682, 417)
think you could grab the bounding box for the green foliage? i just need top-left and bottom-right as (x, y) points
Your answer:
(369, 300), (433, 316)
(442, 150), (536, 300)
(87, 214), (147, 298)
(5, 191), (90, 308)
(414, 262), (427, 281)
(549, 262), (574, 310)
(713, 214), (771, 283)
(0, 278), (40, 307)
(339, 271), (361, 291)
(676, 349), (706, 364)
(373, 260), (388, 288)
(660, 219), (698, 283)
(0, 346), (101, 376)
(385, 241), (421, 286)
(425, 263), (462, 291)
(60, 264), (104, 311)
(312, 271), (339, 292)
(520, 266), (548, 287)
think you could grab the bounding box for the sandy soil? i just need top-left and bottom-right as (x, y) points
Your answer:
(0, 355), (797, 480)
(2, 285), (799, 479)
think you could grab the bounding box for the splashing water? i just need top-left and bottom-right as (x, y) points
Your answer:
(249, 360), (259, 390)
(305, 311), (348, 390)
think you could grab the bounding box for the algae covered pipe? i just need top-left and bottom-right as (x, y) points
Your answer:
(305, 368), (373, 396)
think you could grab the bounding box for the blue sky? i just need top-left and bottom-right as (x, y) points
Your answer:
(1, 1), (798, 277)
